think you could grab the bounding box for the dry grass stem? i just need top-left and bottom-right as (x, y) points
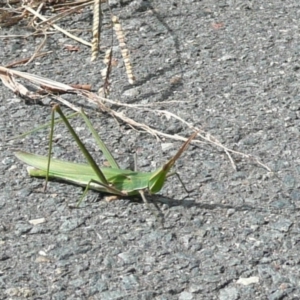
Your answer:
(25, 34), (48, 66)
(112, 15), (135, 84)
(0, 66), (271, 172)
(5, 52), (52, 68)
(38, 2), (93, 26)
(100, 48), (113, 96)
(23, 5), (92, 47)
(91, 0), (102, 61)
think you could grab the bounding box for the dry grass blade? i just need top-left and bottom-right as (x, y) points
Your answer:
(0, 66), (271, 172)
(53, 0), (96, 9)
(91, 0), (102, 61)
(0, 70), (39, 100)
(0, 66), (76, 93)
(27, 2), (45, 27)
(23, 5), (92, 47)
(78, 90), (271, 172)
(0, 8), (23, 27)
(38, 2), (94, 26)
(25, 34), (48, 66)
(5, 51), (52, 68)
(0, 66), (80, 110)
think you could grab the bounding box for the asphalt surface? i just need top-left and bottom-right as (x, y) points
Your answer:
(1, 0), (300, 299)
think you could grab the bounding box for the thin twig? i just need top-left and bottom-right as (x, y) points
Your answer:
(25, 33), (48, 65)
(5, 51), (52, 68)
(0, 66), (271, 172)
(23, 5), (92, 47)
(38, 1), (93, 26)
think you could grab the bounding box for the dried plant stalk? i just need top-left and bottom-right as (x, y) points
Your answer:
(91, 0), (102, 61)
(112, 15), (135, 84)
(23, 5), (92, 47)
(0, 65), (271, 172)
(100, 48), (113, 96)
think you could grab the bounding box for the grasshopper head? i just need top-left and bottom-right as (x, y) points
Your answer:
(148, 131), (197, 194)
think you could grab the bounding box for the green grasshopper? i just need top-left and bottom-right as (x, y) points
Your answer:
(15, 104), (197, 206)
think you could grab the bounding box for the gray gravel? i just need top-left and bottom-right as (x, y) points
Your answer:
(1, 0), (300, 299)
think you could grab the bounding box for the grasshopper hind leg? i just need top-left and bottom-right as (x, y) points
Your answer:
(139, 190), (164, 225)
(167, 172), (193, 194)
